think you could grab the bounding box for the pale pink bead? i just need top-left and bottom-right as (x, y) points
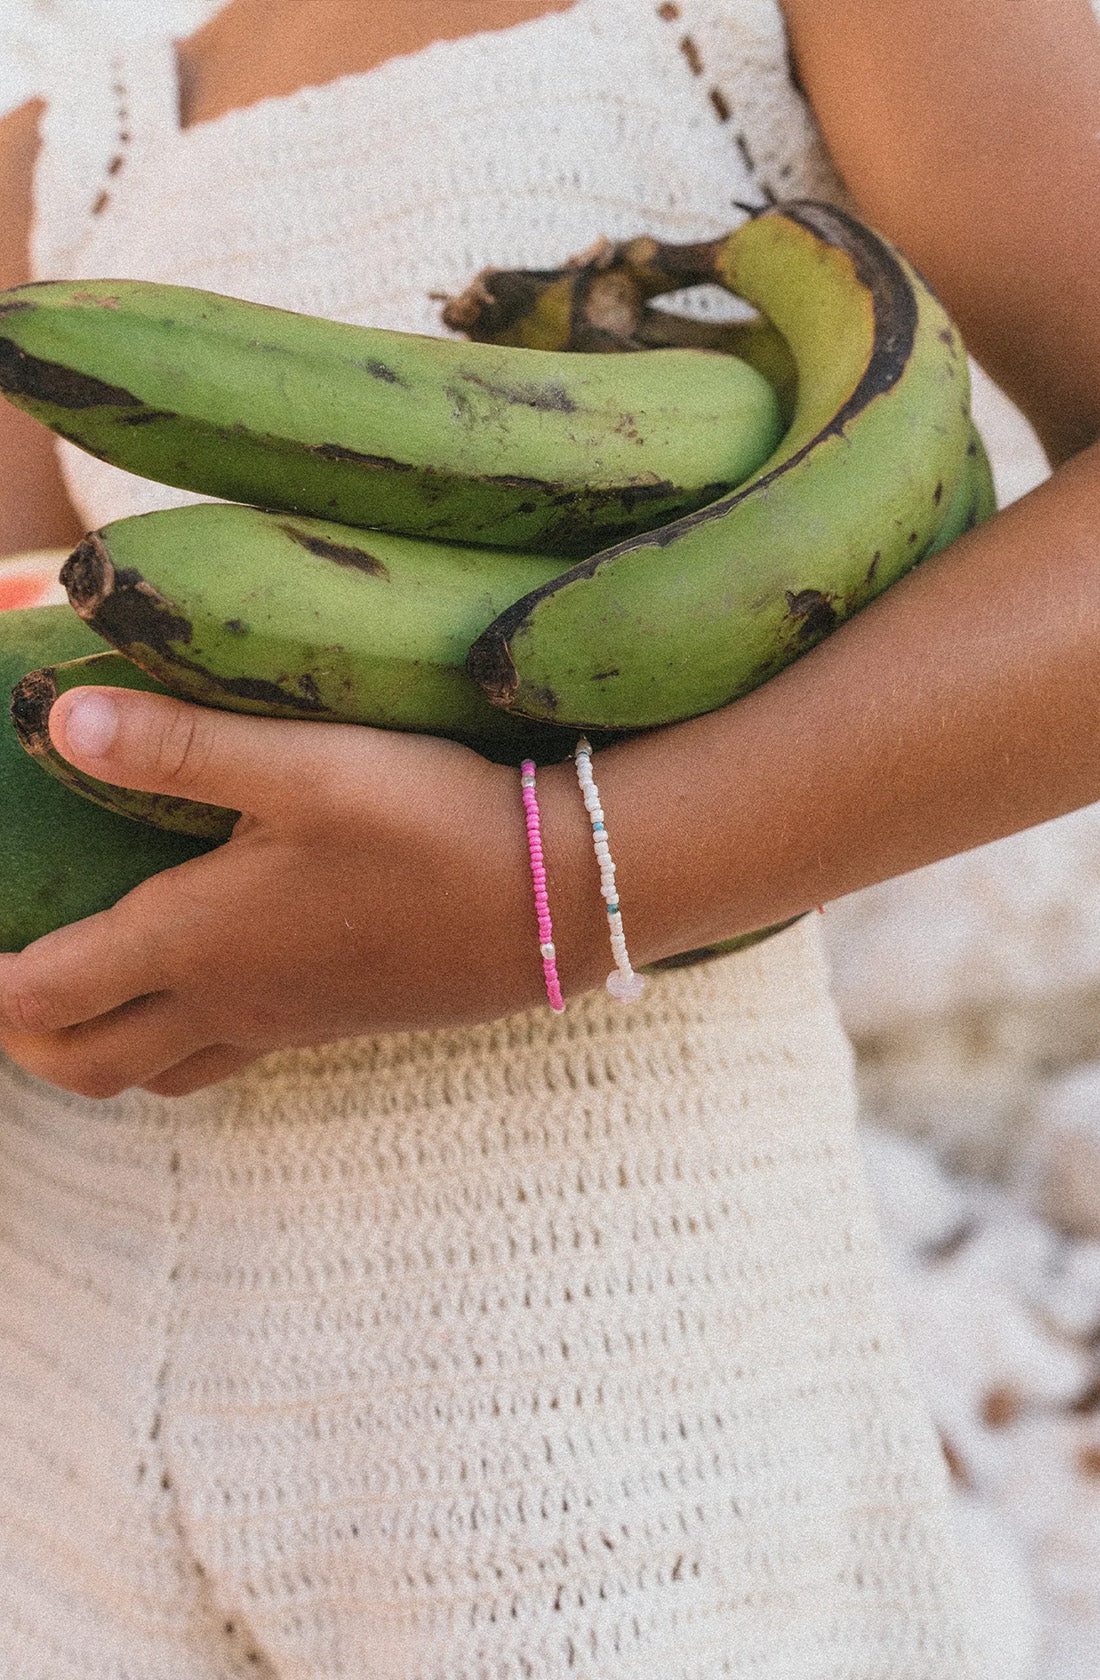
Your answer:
(607, 968), (646, 1003)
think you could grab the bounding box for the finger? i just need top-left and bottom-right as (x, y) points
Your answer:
(0, 896), (168, 1034)
(140, 1043), (258, 1098)
(0, 993), (208, 1101)
(47, 685), (369, 821)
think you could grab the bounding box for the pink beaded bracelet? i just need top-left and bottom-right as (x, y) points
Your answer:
(520, 760), (565, 1013)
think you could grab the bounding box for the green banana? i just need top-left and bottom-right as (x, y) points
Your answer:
(57, 504), (602, 765)
(0, 279), (782, 555)
(10, 649), (239, 841)
(637, 310), (801, 431)
(929, 421), (997, 552)
(463, 201), (976, 728)
(1, 606), (216, 951)
(446, 267), (802, 431)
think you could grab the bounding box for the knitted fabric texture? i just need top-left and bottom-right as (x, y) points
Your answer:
(5, 4), (992, 1675)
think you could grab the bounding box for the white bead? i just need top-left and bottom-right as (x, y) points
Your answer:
(539, 941), (556, 960)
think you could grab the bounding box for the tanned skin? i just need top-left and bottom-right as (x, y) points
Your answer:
(0, 99), (85, 553)
(0, 0), (1098, 1100)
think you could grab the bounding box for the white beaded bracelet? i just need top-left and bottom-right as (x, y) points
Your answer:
(574, 736), (646, 1003)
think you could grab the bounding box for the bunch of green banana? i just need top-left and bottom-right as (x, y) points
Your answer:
(14, 411), (990, 861)
(2, 199), (995, 952)
(459, 201), (982, 727)
(0, 279), (782, 554)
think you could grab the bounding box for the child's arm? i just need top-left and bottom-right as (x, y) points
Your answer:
(0, 100), (86, 556)
(2, 0), (1099, 1100)
(781, 0), (1100, 466)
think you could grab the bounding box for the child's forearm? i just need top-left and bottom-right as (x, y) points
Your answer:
(539, 440), (1100, 975)
(0, 99), (87, 557)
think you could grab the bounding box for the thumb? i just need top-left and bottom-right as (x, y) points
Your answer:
(48, 685), (326, 817)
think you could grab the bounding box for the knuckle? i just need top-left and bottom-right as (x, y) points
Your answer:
(153, 704), (216, 794)
(0, 972), (63, 1036)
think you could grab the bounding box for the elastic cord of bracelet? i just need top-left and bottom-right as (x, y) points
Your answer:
(520, 760), (565, 1013)
(574, 736), (646, 1004)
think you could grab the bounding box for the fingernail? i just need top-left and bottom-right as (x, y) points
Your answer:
(63, 691), (119, 759)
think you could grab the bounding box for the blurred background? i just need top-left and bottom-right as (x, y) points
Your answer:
(3, 3), (1100, 1674)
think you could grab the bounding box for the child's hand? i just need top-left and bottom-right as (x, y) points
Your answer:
(0, 688), (591, 1098)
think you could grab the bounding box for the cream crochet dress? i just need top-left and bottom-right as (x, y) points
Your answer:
(2, 4), (993, 1675)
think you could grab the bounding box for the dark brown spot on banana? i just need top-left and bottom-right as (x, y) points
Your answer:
(9, 667), (58, 757)
(0, 339), (144, 409)
(357, 358), (405, 385)
(60, 534), (116, 614)
(278, 523), (389, 577)
(785, 588), (838, 640)
(61, 536), (194, 655)
(466, 628), (521, 708)
(309, 441), (414, 471)
(489, 473), (561, 495)
(173, 664), (328, 712)
(708, 87), (731, 121)
(456, 371), (578, 414)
